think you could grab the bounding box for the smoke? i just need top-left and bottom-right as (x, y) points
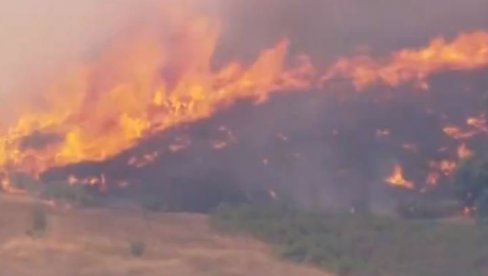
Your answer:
(0, 0), (218, 107)
(0, 1), (146, 107)
(217, 0), (488, 65)
(211, 0), (488, 211)
(2, 0), (486, 96)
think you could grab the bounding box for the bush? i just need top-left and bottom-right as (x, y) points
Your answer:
(475, 190), (488, 218)
(40, 181), (98, 207)
(129, 240), (146, 257)
(28, 206), (48, 236)
(140, 196), (167, 212)
(396, 199), (461, 219)
(212, 205), (488, 276)
(453, 157), (488, 217)
(5, 173), (39, 193)
(163, 175), (247, 213)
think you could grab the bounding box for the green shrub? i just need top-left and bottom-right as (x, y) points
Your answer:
(129, 240), (146, 257)
(28, 206), (48, 236)
(475, 190), (488, 218)
(212, 205), (488, 276)
(451, 156), (488, 218)
(140, 196), (166, 212)
(40, 181), (97, 207)
(5, 173), (39, 193)
(396, 199), (461, 219)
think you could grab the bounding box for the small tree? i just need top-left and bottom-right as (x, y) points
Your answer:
(28, 206), (48, 237)
(475, 190), (488, 218)
(453, 157), (488, 217)
(129, 240), (146, 257)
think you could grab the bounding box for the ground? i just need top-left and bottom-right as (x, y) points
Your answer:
(0, 195), (332, 276)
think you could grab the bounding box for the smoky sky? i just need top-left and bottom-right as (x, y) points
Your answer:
(0, 0), (162, 105)
(1, 0), (487, 99)
(0, 0), (487, 154)
(217, 0), (488, 65)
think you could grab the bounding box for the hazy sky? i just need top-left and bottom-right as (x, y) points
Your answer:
(217, 0), (488, 63)
(0, 0), (487, 100)
(0, 0), (158, 96)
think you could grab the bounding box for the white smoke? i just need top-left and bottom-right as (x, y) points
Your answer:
(0, 0), (166, 103)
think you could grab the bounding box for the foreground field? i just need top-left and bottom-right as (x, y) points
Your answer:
(213, 205), (488, 276)
(0, 195), (331, 276)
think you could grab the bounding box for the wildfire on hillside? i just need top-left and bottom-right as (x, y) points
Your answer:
(0, 1), (488, 212)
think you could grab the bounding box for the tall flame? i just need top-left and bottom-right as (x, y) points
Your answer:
(0, 14), (314, 177)
(324, 31), (488, 90)
(386, 164), (415, 190)
(458, 143), (474, 159)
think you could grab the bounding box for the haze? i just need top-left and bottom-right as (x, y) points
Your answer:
(0, 0), (487, 109)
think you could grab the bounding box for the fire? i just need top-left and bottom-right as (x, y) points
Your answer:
(211, 125), (237, 149)
(439, 160), (457, 175)
(324, 31), (488, 90)
(128, 152), (159, 168)
(385, 164), (415, 190)
(67, 174), (107, 191)
(0, 0), (488, 193)
(375, 129), (391, 138)
(443, 116), (488, 140)
(0, 9), (316, 181)
(457, 144), (474, 159)
(429, 160), (457, 176)
(0, 177), (25, 195)
(168, 136), (192, 153)
(443, 126), (478, 140)
(426, 172), (440, 187)
(467, 116), (488, 133)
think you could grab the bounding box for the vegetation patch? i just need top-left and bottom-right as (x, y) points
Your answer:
(212, 205), (488, 276)
(39, 181), (99, 208)
(27, 205), (48, 237)
(129, 240), (147, 257)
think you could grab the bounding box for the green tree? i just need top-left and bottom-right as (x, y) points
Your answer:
(453, 157), (488, 216)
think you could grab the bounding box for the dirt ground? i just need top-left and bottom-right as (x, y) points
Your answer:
(0, 195), (332, 276)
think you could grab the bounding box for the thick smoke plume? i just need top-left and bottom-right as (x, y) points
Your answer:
(2, 0), (486, 94)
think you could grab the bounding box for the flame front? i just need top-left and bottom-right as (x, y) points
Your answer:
(0, 7), (313, 177)
(386, 164), (415, 190)
(324, 31), (488, 90)
(1, 1), (488, 192)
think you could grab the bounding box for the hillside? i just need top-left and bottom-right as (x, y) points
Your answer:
(0, 195), (331, 276)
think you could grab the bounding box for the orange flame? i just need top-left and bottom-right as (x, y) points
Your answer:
(429, 160), (457, 176)
(457, 143), (474, 159)
(0, 18), (308, 178)
(426, 172), (440, 187)
(443, 116), (488, 141)
(324, 31), (488, 90)
(385, 164), (415, 190)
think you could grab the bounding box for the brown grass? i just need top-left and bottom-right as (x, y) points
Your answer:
(0, 195), (332, 276)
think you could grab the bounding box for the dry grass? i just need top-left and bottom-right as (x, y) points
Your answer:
(0, 195), (332, 276)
